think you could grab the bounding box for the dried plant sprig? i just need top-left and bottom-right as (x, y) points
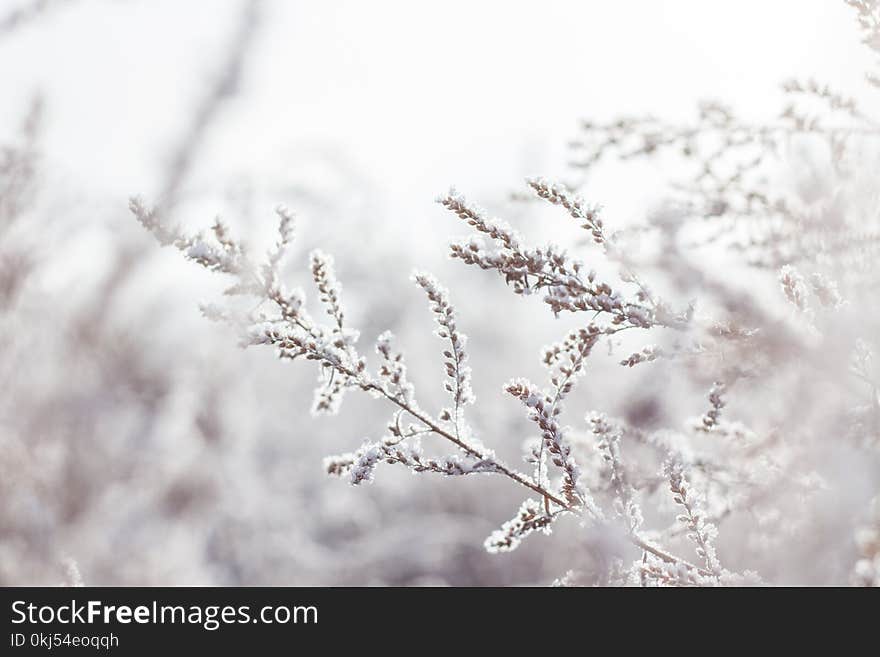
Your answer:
(565, 43), (880, 270)
(527, 177), (606, 246)
(311, 250), (345, 332)
(532, 326), (602, 502)
(541, 329), (601, 431)
(526, 177), (668, 315)
(130, 200), (561, 505)
(131, 194), (718, 577)
(638, 558), (702, 587)
(664, 458), (724, 577)
(541, 327), (602, 404)
(506, 378), (591, 510)
(328, 437), (500, 486)
(41, 0), (880, 590)
(699, 381), (727, 431)
(620, 344), (664, 367)
(437, 187), (521, 250)
(261, 205), (295, 293)
(567, 101), (786, 222)
(781, 77), (871, 125)
(413, 272), (475, 423)
(311, 371), (346, 416)
(590, 413), (643, 532)
(375, 331), (416, 406)
(441, 186), (657, 328)
(847, 0), (880, 86)
(126, 0), (880, 587)
(484, 498), (555, 554)
(131, 199), (363, 407)
(130, 198), (252, 280)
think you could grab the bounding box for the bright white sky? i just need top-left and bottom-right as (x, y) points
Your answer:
(0, 0), (874, 235)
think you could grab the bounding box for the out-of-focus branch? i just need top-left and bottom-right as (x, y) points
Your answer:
(157, 0), (263, 214)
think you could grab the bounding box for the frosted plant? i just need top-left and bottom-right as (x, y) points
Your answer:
(130, 179), (769, 584)
(566, 4), (880, 274)
(0, 2), (333, 586)
(663, 459), (721, 576)
(119, 0), (879, 586)
(538, 0), (880, 585)
(848, 0), (880, 86)
(129, 159), (880, 586)
(779, 265), (810, 314)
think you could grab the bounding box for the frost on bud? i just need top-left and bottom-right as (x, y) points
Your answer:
(375, 330), (416, 405)
(589, 412), (642, 531)
(310, 249), (346, 332)
(413, 272), (475, 410)
(779, 265), (809, 312)
(620, 344), (662, 367)
(664, 458), (723, 576)
(347, 442), (382, 485)
(324, 452), (356, 477)
(527, 177), (606, 246)
(690, 381), (728, 432)
(484, 499), (554, 553)
(311, 368), (346, 416)
(507, 378), (586, 507)
(437, 188), (522, 250)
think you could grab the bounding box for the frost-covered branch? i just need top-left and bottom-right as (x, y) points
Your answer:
(130, 185), (712, 579)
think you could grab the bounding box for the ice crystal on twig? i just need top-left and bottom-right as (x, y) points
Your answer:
(664, 459), (723, 577)
(484, 499), (555, 553)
